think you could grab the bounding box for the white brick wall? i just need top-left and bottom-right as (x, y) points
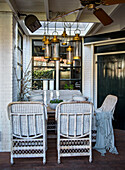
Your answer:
(83, 45), (94, 102)
(0, 12), (13, 151)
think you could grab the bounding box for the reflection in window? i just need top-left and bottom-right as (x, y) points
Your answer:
(60, 59), (81, 90)
(32, 56), (55, 89)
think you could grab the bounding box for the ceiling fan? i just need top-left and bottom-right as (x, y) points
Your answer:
(51, 0), (125, 26)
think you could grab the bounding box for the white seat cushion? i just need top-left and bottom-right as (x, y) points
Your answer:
(73, 95), (86, 101)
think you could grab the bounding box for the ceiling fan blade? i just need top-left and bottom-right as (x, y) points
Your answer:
(93, 8), (113, 26)
(102, 0), (125, 5)
(51, 7), (84, 21)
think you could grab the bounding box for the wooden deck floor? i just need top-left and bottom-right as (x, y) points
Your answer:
(0, 129), (125, 170)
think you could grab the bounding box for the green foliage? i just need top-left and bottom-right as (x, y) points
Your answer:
(69, 84), (74, 90)
(64, 83), (74, 90)
(33, 70), (53, 79)
(33, 70), (53, 89)
(50, 99), (63, 103)
(64, 84), (69, 90)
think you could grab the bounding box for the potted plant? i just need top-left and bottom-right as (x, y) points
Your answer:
(49, 99), (63, 110)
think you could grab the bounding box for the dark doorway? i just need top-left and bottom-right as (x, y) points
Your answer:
(97, 54), (125, 130)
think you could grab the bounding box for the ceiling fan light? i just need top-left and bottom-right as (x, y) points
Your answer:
(102, 0), (125, 5)
(93, 8), (113, 26)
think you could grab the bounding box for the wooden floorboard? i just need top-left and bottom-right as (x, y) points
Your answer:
(0, 129), (125, 170)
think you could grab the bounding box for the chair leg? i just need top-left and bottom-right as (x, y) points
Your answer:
(89, 154), (92, 163)
(58, 147), (61, 164)
(43, 156), (46, 165)
(58, 158), (61, 164)
(11, 156), (14, 165)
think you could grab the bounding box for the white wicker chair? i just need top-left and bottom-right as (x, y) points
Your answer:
(94, 95), (118, 155)
(92, 95), (118, 142)
(7, 102), (48, 165)
(95, 95), (118, 113)
(56, 101), (93, 163)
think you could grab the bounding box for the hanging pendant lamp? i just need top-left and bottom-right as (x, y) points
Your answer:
(61, 27), (67, 46)
(42, 35), (46, 50)
(51, 35), (60, 61)
(66, 23), (73, 65)
(66, 45), (73, 65)
(73, 33), (81, 60)
(44, 38), (51, 59)
(51, 22), (60, 61)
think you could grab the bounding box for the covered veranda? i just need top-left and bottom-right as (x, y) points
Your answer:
(0, 0), (125, 169)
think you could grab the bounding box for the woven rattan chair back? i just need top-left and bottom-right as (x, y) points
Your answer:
(100, 95), (118, 113)
(56, 101), (93, 163)
(8, 102), (47, 164)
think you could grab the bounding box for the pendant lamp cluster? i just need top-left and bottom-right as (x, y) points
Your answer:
(42, 22), (82, 64)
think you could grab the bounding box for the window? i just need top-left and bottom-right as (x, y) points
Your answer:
(32, 39), (82, 91)
(32, 40), (56, 89)
(60, 60), (81, 91)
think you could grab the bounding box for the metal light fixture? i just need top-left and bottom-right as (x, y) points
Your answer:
(61, 27), (67, 46)
(24, 14), (41, 33)
(66, 23), (73, 65)
(66, 45), (73, 65)
(73, 33), (81, 60)
(44, 38), (51, 59)
(51, 35), (60, 61)
(51, 23), (60, 61)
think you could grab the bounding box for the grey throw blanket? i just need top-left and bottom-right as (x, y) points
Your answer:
(93, 111), (118, 156)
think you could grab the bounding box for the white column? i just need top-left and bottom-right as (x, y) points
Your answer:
(56, 90), (60, 99)
(49, 80), (54, 100)
(43, 90), (47, 105)
(56, 61), (60, 90)
(43, 80), (48, 105)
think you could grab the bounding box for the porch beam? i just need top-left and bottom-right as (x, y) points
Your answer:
(75, 8), (83, 22)
(5, 0), (30, 35)
(5, 0), (18, 17)
(44, 0), (50, 21)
